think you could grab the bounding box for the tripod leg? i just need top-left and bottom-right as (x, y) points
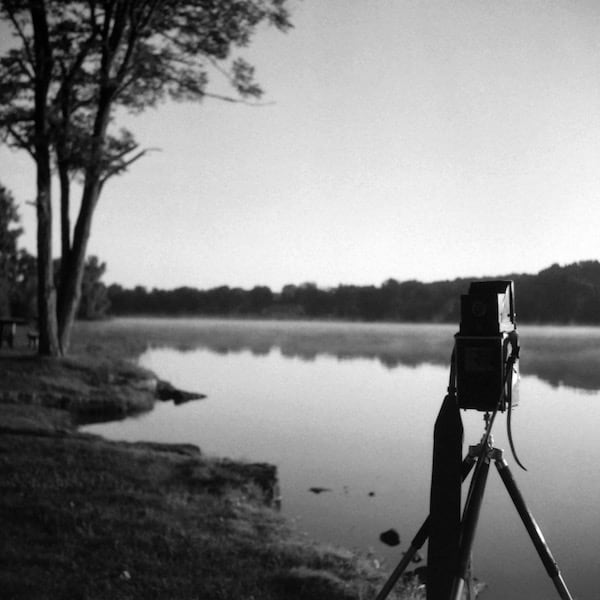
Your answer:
(375, 519), (429, 600)
(375, 454), (478, 600)
(494, 457), (574, 600)
(450, 452), (491, 600)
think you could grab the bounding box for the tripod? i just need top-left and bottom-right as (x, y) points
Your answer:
(375, 410), (573, 600)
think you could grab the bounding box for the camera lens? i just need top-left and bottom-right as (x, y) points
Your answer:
(471, 301), (488, 318)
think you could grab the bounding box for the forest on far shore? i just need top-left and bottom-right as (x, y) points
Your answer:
(105, 261), (600, 325)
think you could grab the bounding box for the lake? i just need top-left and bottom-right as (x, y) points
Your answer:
(80, 318), (600, 599)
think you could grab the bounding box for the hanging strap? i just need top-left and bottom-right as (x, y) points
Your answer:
(505, 342), (526, 470)
(427, 355), (464, 600)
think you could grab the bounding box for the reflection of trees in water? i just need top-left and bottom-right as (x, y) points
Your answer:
(519, 332), (600, 391)
(197, 333), (440, 370)
(75, 320), (600, 392)
(195, 331), (600, 391)
(522, 357), (600, 391)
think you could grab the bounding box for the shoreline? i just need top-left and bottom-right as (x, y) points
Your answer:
(0, 346), (419, 599)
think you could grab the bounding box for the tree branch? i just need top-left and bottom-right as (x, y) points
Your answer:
(99, 146), (160, 185)
(87, 0), (99, 35)
(16, 56), (35, 83)
(202, 91), (275, 106)
(4, 6), (35, 71)
(113, 0), (160, 87)
(6, 124), (35, 158)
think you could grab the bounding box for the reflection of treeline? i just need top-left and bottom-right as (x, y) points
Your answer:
(107, 260), (600, 324)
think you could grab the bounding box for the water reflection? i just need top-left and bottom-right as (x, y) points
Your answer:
(80, 319), (600, 391)
(82, 342), (600, 600)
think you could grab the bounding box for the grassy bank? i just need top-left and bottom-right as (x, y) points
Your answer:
(0, 344), (420, 599)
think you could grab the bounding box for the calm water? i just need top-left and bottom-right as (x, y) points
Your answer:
(81, 319), (600, 599)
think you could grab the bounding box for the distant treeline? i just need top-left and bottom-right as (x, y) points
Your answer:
(106, 261), (600, 324)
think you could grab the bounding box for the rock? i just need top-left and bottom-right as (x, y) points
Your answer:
(379, 528), (400, 547)
(308, 487), (332, 495)
(129, 441), (201, 457)
(403, 566), (427, 583)
(131, 376), (158, 392)
(155, 380), (206, 404)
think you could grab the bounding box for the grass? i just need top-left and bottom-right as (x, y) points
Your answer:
(0, 352), (157, 424)
(0, 330), (421, 600)
(1, 429), (392, 600)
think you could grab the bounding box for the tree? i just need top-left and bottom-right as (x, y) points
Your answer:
(0, 183), (23, 314)
(77, 255), (110, 320)
(0, 0), (292, 355)
(245, 285), (273, 314)
(12, 249), (37, 318)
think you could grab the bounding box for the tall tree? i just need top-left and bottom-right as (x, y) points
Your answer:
(0, 0), (292, 355)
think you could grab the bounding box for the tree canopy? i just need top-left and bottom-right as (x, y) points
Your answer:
(0, 0), (292, 354)
(106, 261), (600, 325)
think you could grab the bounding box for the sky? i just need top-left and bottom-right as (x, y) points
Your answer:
(2, 0), (600, 291)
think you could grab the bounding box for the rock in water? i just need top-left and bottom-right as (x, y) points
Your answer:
(155, 380), (206, 404)
(379, 528), (401, 547)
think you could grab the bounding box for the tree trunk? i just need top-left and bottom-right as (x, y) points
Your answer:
(36, 161), (61, 356)
(58, 149), (71, 263)
(57, 72), (114, 353)
(57, 181), (100, 353)
(31, 0), (61, 356)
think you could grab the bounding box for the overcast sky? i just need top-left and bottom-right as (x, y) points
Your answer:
(2, 0), (600, 291)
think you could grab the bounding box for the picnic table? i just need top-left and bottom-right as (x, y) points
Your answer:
(0, 317), (28, 348)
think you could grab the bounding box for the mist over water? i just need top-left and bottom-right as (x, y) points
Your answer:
(81, 318), (600, 600)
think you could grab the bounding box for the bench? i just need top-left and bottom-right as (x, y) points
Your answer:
(27, 330), (39, 348)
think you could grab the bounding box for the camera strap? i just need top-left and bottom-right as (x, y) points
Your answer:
(505, 345), (527, 470)
(428, 382), (463, 599)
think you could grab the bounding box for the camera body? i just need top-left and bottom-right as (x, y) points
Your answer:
(454, 280), (519, 412)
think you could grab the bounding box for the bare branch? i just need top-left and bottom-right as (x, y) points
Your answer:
(87, 0), (99, 34)
(16, 56), (35, 82)
(133, 0), (162, 33)
(208, 56), (234, 83)
(99, 146), (160, 185)
(106, 141), (140, 163)
(51, 29), (99, 112)
(202, 91), (275, 107)
(6, 125), (35, 160)
(113, 20), (140, 83)
(113, 1), (160, 86)
(4, 6), (35, 71)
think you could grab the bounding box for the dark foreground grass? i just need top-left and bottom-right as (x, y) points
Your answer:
(0, 429), (395, 600)
(0, 352), (157, 423)
(0, 349), (420, 600)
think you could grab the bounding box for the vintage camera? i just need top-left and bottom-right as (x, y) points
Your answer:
(454, 280), (519, 412)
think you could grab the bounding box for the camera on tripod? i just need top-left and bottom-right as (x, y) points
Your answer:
(376, 279), (574, 600)
(454, 280), (519, 412)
